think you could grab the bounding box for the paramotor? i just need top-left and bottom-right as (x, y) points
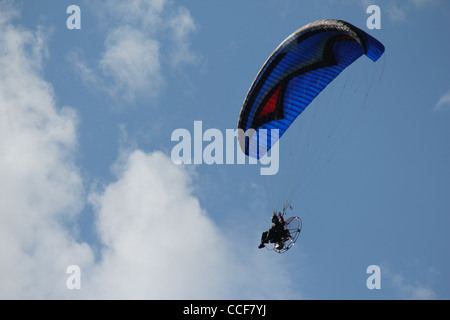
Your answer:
(263, 216), (302, 253)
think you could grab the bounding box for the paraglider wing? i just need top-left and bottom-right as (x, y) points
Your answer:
(237, 19), (385, 159)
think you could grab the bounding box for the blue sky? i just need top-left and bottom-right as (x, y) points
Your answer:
(0, 0), (449, 299)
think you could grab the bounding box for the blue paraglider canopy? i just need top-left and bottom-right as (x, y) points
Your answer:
(238, 19), (385, 159)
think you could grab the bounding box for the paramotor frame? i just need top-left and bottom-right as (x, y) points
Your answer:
(266, 216), (302, 253)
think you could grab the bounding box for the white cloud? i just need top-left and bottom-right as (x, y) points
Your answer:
(74, 0), (199, 104)
(389, 272), (437, 300)
(99, 26), (162, 102)
(381, 0), (443, 22)
(68, 49), (100, 88)
(434, 90), (450, 111)
(0, 4), (94, 299)
(386, 3), (407, 22)
(168, 7), (199, 65)
(86, 150), (230, 298)
(102, 0), (166, 31)
(0, 2), (300, 299)
(85, 149), (298, 299)
(0, 0), (19, 25)
(383, 266), (437, 300)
